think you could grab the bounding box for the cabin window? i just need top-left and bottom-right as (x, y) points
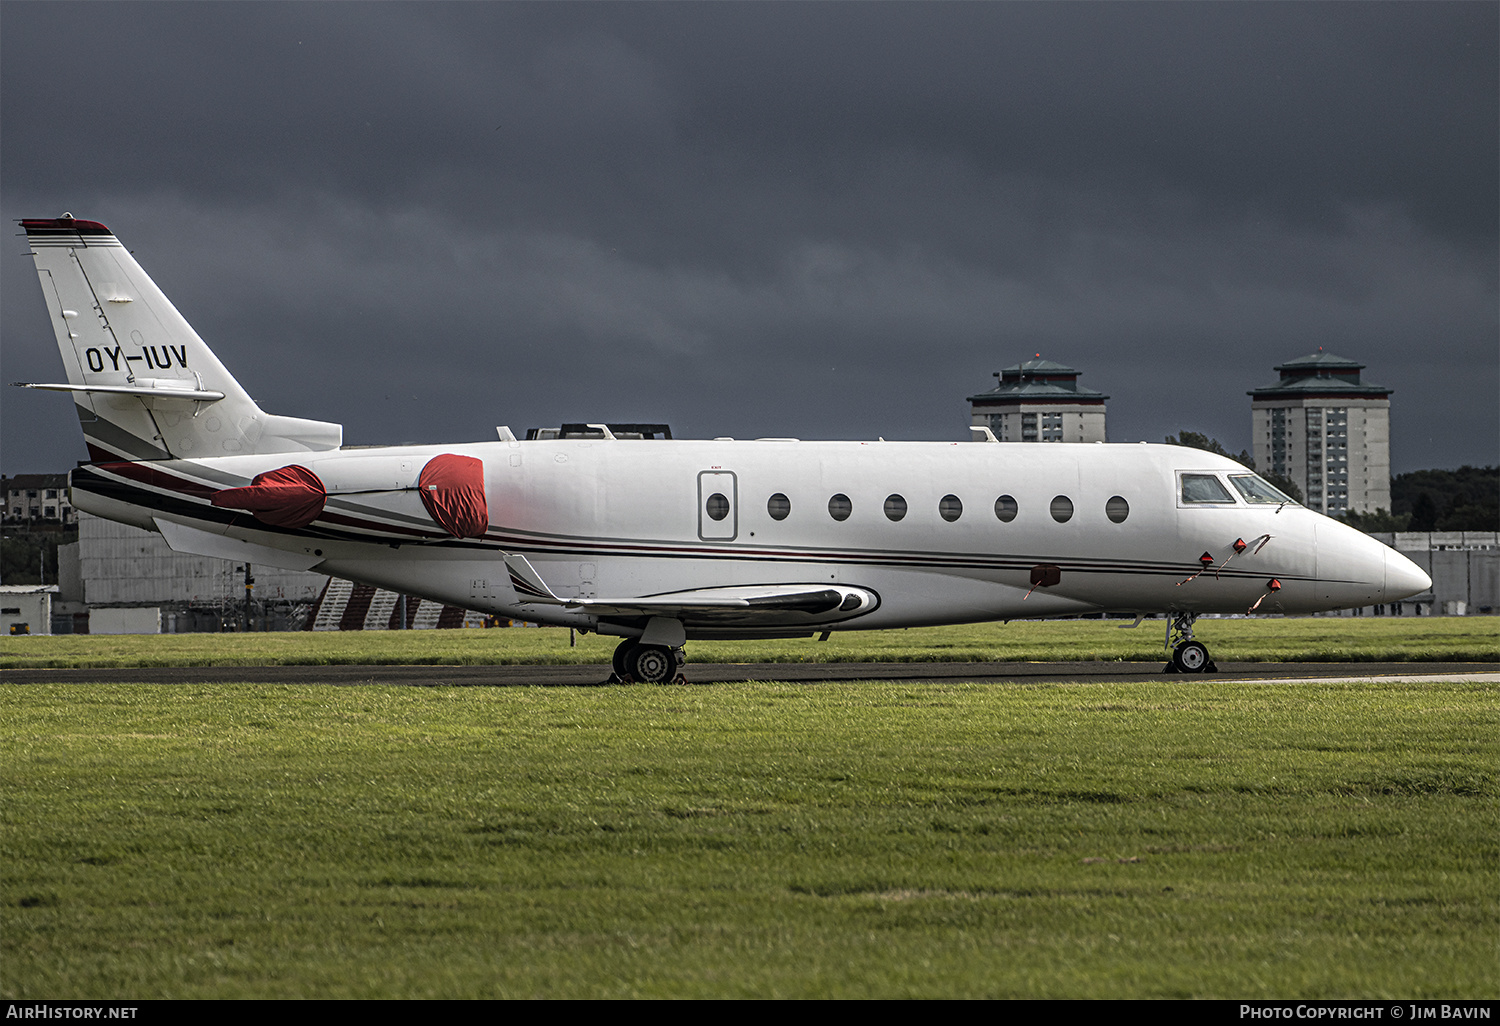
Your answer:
(1050, 495), (1074, 523)
(1181, 474), (1235, 504)
(994, 495), (1018, 522)
(767, 493), (791, 521)
(884, 494), (907, 521)
(828, 493), (852, 521)
(1229, 474), (1296, 505)
(705, 493), (730, 521)
(1105, 496), (1130, 523)
(939, 495), (963, 522)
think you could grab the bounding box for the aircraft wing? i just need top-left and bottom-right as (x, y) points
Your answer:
(503, 553), (878, 626)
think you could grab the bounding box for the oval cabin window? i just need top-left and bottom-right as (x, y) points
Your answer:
(1050, 495), (1074, 523)
(939, 494), (963, 522)
(828, 493), (852, 522)
(767, 493), (791, 521)
(884, 494), (907, 521)
(994, 495), (1018, 522)
(705, 493), (730, 521)
(1106, 496), (1129, 523)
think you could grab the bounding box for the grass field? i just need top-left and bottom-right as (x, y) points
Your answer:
(2, 616), (1496, 669)
(3, 677), (1495, 998)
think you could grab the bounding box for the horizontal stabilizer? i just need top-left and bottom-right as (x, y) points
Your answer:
(15, 380), (226, 402)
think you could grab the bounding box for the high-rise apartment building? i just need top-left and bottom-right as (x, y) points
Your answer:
(967, 357), (1108, 442)
(1248, 352), (1392, 515)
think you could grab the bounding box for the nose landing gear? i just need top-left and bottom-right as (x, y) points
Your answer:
(1165, 612), (1218, 674)
(610, 639), (687, 684)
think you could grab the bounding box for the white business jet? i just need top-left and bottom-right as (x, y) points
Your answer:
(15, 216), (1431, 681)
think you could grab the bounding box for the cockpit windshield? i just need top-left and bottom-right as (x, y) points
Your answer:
(1180, 474), (1234, 504)
(1229, 473), (1297, 505)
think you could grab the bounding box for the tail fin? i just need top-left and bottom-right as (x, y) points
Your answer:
(19, 215), (341, 462)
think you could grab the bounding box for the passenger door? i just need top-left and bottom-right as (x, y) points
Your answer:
(697, 470), (738, 541)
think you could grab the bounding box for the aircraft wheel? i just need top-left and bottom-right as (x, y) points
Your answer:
(627, 645), (681, 684)
(627, 644), (678, 684)
(611, 640), (637, 678)
(1172, 640), (1210, 673)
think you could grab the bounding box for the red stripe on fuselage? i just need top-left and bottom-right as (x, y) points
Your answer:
(75, 463), (1310, 583)
(94, 460), (220, 499)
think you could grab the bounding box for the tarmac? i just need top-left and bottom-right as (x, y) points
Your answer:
(5, 661), (1499, 687)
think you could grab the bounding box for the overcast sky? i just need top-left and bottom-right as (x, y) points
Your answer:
(3, 2), (1495, 477)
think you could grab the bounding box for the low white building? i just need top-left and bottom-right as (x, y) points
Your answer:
(1321, 531), (1498, 617)
(77, 512), (330, 632)
(1, 585), (58, 636)
(71, 512), (478, 632)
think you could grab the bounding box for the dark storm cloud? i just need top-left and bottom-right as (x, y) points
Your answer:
(3, 2), (1495, 476)
(649, 3), (1497, 245)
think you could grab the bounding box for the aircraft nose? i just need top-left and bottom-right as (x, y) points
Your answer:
(1383, 546), (1432, 602)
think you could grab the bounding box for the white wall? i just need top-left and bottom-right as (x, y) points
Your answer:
(89, 606), (163, 635)
(0, 586), (56, 635)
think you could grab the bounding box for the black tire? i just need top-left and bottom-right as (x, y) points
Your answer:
(612, 640), (637, 678)
(627, 644), (677, 684)
(1172, 640), (1210, 673)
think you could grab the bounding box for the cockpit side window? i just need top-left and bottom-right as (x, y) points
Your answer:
(1229, 474), (1297, 505)
(1180, 474), (1235, 504)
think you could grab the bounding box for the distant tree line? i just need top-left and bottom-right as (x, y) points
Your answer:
(0, 525), (75, 586)
(1164, 432), (1497, 532)
(1163, 431), (1302, 503)
(1349, 466), (1500, 532)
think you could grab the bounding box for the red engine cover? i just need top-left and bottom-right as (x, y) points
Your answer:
(211, 465), (327, 529)
(419, 454), (489, 538)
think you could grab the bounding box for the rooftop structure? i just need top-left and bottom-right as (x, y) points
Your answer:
(524, 423), (673, 441)
(968, 357), (1108, 442)
(1249, 351), (1392, 516)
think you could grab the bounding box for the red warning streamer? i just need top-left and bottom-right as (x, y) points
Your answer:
(1248, 578), (1283, 613)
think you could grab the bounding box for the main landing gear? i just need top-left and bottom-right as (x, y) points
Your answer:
(610, 638), (687, 684)
(1164, 612), (1217, 674)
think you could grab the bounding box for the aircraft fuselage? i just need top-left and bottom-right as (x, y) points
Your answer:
(20, 214), (1431, 679)
(68, 436), (1417, 638)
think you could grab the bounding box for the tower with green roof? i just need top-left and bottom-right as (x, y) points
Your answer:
(967, 357), (1108, 443)
(1248, 352), (1392, 515)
